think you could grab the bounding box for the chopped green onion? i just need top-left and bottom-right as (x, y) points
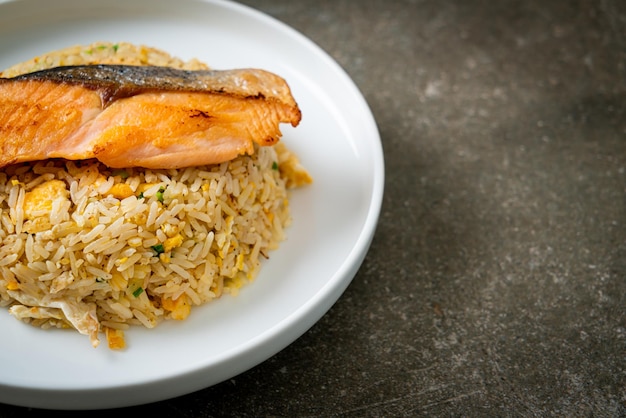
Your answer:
(132, 287), (144, 298)
(272, 161), (279, 171)
(156, 187), (165, 203)
(113, 44), (119, 52)
(138, 191), (144, 199)
(151, 244), (165, 255)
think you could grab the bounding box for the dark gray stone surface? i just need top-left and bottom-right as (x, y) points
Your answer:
(2, 0), (624, 416)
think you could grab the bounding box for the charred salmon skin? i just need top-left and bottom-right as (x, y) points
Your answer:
(0, 65), (301, 169)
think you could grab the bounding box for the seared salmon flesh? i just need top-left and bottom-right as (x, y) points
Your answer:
(0, 65), (301, 169)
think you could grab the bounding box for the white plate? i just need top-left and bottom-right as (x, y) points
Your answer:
(0, 0), (384, 410)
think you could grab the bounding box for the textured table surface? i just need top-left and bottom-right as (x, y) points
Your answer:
(2, 0), (625, 416)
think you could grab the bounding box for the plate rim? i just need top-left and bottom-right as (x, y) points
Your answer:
(0, 0), (385, 409)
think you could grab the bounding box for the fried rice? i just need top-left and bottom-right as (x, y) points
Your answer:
(0, 42), (311, 349)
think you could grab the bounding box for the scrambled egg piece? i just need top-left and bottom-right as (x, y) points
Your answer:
(163, 234), (184, 252)
(22, 180), (69, 233)
(161, 294), (191, 320)
(23, 179), (68, 219)
(108, 183), (134, 199)
(104, 327), (126, 350)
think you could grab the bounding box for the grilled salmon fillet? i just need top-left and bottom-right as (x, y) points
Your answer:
(0, 65), (301, 169)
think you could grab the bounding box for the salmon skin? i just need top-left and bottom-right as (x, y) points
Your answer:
(0, 65), (301, 169)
